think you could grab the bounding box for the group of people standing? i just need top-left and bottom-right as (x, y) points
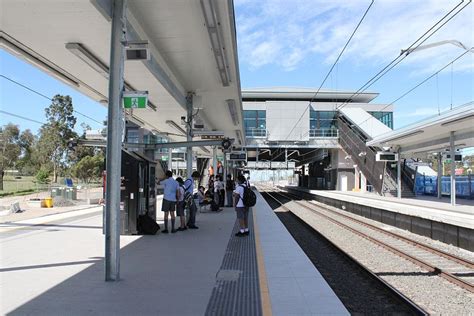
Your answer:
(207, 174), (250, 208)
(159, 170), (252, 237)
(159, 170), (200, 233)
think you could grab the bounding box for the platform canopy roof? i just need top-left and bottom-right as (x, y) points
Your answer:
(0, 0), (244, 152)
(242, 87), (378, 103)
(366, 102), (474, 156)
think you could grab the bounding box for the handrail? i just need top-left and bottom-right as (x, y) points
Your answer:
(309, 128), (339, 138)
(245, 128), (267, 137)
(338, 116), (385, 194)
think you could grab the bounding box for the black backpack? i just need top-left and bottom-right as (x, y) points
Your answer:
(240, 185), (257, 207)
(138, 213), (160, 235)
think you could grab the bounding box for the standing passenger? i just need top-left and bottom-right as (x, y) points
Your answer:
(225, 174), (235, 207)
(159, 170), (179, 234)
(218, 175), (225, 207)
(175, 177), (187, 231)
(213, 175), (222, 207)
(184, 171), (201, 229)
(233, 175), (249, 237)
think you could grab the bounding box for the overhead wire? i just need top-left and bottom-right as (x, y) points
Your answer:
(336, 0), (471, 111)
(264, 0), (375, 164)
(282, 0), (375, 145)
(355, 49), (471, 129)
(0, 110), (45, 125)
(268, 0), (471, 165)
(0, 74), (105, 126)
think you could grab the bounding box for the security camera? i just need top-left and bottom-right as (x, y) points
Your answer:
(180, 116), (186, 124)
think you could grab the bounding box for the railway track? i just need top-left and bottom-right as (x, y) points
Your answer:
(261, 185), (474, 294)
(259, 190), (426, 315)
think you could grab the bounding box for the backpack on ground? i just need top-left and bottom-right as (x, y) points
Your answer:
(240, 185), (257, 207)
(138, 213), (160, 235)
(210, 200), (220, 212)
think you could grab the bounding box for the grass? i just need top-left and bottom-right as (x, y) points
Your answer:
(1, 175), (102, 197)
(2, 176), (39, 193)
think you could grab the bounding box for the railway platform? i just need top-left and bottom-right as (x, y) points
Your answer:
(0, 192), (348, 315)
(284, 186), (474, 251)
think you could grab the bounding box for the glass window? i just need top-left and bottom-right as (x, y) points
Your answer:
(369, 111), (393, 129)
(244, 110), (266, 136)
(309, 110), (337, 132)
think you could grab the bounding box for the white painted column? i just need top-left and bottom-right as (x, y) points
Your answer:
(186, 93), (193, 178)
(213, 146), (217, 177)
(437, 152), (442, 199)
(397, 149), (402, 199)
(361, 172), (367, 193)
(450, 131), (456, 206)
(168, 148), (173, 173)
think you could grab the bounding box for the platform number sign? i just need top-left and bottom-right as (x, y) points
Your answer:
(123, 91), (148, 109)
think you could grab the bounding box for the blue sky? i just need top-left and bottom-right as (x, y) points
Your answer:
(235, 0), (474, 127)
(1, 0), (473, 137)
(0, 50), (107, 135)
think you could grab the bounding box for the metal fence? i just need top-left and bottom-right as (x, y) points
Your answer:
(245, 128), (267, 137)
(309, 128), (339, 138)
(415, 175), (473, 199)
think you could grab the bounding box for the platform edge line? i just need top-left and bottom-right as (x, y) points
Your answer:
(253, 207), (273, 316)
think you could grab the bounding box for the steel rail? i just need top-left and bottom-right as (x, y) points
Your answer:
(269, 188), (474, 294)
(282, 189), (474, 270)
(260, 188), (428, 316)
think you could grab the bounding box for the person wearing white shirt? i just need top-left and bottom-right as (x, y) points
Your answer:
(233, 175), (249, 237)
(214, 175), (224, 207)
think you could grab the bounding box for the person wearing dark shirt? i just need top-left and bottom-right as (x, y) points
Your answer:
(225, 174), (235, 207)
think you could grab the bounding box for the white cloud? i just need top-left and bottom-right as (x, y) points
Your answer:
(236, 0), (474, 73)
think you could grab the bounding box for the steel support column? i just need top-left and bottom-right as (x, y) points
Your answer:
(213, 146), (217, 177)
(450, 131), (456, 206)
(223, 151), (227, 181)
(437, 152), (442, 199)
(105, 0), (126, 282)
(397, 148), (401, 199)
(168, 148), (173, 173)
(186, 93), (193, 178)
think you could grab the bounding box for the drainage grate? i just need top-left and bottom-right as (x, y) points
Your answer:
(205, 209), (262, 316)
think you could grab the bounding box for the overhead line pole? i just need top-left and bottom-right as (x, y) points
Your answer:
(186, 93), (194, 178)
(105, 0), (126, 282)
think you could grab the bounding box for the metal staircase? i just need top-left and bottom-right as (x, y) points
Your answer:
(337, 114), (414, 196)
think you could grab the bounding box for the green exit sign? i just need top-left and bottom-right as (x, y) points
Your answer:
(123, 91), (148, 109)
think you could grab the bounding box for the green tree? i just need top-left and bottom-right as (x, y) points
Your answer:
(72, 154), (104, 184)
(0, 124), (21, 190)
(35, 167), (51, 184)
(16, 129), (37, 175)
(37, 95), (77, 183)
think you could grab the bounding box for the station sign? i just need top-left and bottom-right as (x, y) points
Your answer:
(375, 152), (398, 162)
(443, 153), (462, 162)
(123, 91), (148, 109)
(228, 152), (247, 161)
(201, 134), (224, 140)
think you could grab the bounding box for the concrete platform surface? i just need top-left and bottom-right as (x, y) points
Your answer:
(1, 194), (348, 315)
(254, 190), (348, 316)
(1, 208), (235, 315)
(287, 187), (474, 229)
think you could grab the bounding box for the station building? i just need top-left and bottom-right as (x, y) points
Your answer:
(242, 87), (395, 193)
